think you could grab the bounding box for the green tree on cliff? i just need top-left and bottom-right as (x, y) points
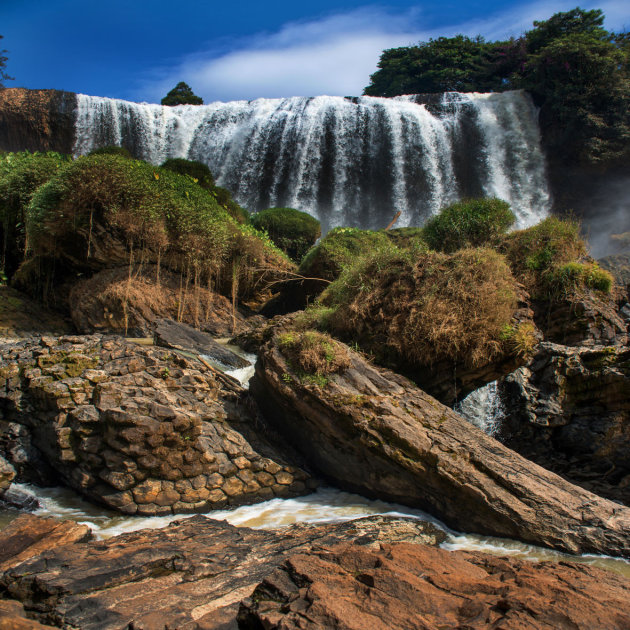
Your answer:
(0, 35), (13, 86)
(161, 82), (203, 106)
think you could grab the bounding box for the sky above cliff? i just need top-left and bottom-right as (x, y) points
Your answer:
(2, 0), (628, 103)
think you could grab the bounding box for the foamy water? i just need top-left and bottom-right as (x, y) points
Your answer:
(4, 483), (628, 578)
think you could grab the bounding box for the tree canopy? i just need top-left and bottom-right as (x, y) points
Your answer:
(161, 82), (203, 106)
(363, 7), (630, 166)
(0, 35), (13, 87)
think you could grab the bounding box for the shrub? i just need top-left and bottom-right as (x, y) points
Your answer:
(161, 82), (203, 106)
(501, 217), (588, 298)
(213, 186), (249, 225)
(25, 154), (292, 301)
(423, 198), (516, 253)
(161, 158), (215, 190)
(299, 227), (393, 282)
(278, 329), (351, 385)
(549, 261), (614, 295)
(251, 207), (321, 263)
(320, 247), (520, 369)
(89, 145), (133, 159)
(0, 151), (71, 276)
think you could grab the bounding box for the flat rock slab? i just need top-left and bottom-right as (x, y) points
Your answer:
(154, 318), (249, 369)
(239, 542), (630, 630)
(0, 514), (445, 630)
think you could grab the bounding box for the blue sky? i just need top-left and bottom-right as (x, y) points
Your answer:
(2, 0), (628, 103)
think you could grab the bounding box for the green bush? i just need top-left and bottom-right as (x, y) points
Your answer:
(502, 217), (587, 298)
(299, 226), (393, 282)
(423, 198), (516, 253)
(251, 207), (321, 263)
(549, 261), (613, 295)
(25, 154), (291, 300)
(161, 82), (203, 106)
(89, 145), (133, 159)
(212, 186), (249, 225)
(161, 158), (215, 189)
(0, 151), (71, 276)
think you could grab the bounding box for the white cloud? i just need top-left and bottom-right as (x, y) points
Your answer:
(138, 0), (630, 104)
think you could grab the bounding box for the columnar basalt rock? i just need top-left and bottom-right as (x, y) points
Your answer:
(0, 335), (313, 515)
(499, 342), (630, 504)
(252, 331), (630, 557)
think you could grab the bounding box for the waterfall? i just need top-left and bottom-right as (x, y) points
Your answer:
(74, 91), (550, 232)
(455, 381), (504, 437)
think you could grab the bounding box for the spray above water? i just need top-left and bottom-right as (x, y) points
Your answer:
(74, 91), (550, 232)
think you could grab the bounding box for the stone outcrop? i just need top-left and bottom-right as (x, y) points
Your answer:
(252, 332), (630, 557)
(69, 266), (249, 337)
(0, 335), (312, 515)
(153, 318), (248, 369)
(0, 513), (445, 629)
(531, 293), (628, 347)
(499, 342), (630, 504)
(0, 600), (56, 629)
(239, 542), (630, 630)
(0, 88), (76, 154)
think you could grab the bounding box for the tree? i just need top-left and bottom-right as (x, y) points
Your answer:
(161, 82), (203, 106)
(0, 35), (13, 87)
(364, 36), (507, 96)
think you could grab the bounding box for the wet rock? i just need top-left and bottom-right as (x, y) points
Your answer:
(252, 331), (630, 557)
(69, 266), (250, 337)
(239, 542), (630, 630)
(0, 335), (312, 515)
(499, 342), (630, 504)
(0, 514), (445, 629)
(154, 318), (248, 369)
(0, 455), (15, 495)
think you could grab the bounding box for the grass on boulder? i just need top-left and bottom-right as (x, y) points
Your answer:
(317, 246), (523, 370)
(24, 154), (292, 302)
(501, 217), (612, 300)
(278, 329), (351, 386)
(251, 207), (321, 263)
(423, 197), (516, 253)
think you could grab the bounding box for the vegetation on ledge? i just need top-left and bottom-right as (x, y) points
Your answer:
(251, 207), (321, 263)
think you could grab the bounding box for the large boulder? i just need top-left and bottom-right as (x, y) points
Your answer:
(239, 542), (630, 630)
(0, 513), (444, 629)
(0, 335), (312, 515)
(499, 342), (630, 504)
(251, 330), (630, 557)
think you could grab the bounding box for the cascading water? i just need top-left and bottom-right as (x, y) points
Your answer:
(74, 91), (550, 232)
(455, 381), (505, 437)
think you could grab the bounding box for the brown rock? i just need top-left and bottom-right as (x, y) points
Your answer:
(0, 335), (312, 515)
(239, 543), (630, 630)
(0, 514), (444, 630)
(252, 332), (630, 557)
(0, 514), (91, 572)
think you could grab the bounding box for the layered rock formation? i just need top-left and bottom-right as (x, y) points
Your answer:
(500, 342), (630, 504)
(0, 335), (312, 515)
(252, 331), (630, 557)
(240, 543), (630, 630)
(0, 513), (445, 629)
